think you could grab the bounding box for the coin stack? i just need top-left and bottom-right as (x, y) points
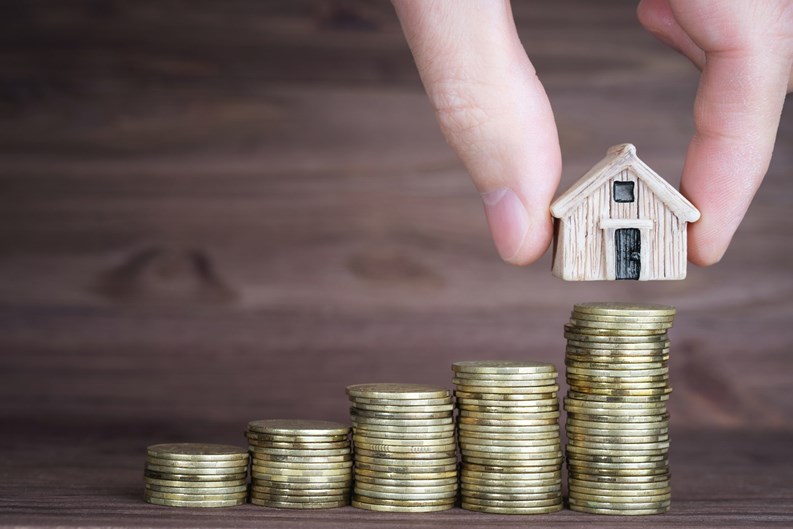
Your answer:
(143, 443), (249, 508)
(452, 361), (564, 514)
(247, 419), (353, 509)
(346, 383), (458, 512)
(564, 302), (674, 515)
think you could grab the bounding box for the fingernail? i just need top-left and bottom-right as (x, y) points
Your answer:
(480, 187), (529, 262)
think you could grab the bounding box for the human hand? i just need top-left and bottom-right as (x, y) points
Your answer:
(393, 0), (793, 267)
(637, 0), (793, 265)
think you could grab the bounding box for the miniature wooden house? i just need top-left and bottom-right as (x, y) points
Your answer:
(550, 144), (700, 281)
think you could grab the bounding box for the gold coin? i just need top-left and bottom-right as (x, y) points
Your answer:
(572, 302), (676, 317)
(251, 472), (352, 484)
(567, 432), (669, 444)
(564, 406), (667, 419)
(462, 455), (563, 467)
(250, 485), (350, 496)
(252, 479), (352, 489)
(455, 390), (557, 401)
(350, 396), (454, 407)
(458, 420), (560, 431)
(565, 326), (668, 338)
(353, 454), (457, 466)
(352, 426), (455, 438)
(351, 415), (454, 426)
(462, 450), (563, 462)
(452, 372), (557, 383)
(460, 439), (560, 451)
(458, 424), (559, 436)
(569, 319), (672, 331)
(452, 377), (556, 388)
(568, 497), (671, 510)
(461, 469), (561, 482)
(567, 377), (669, 389)
(353, 487), (457, 501)
(351, 499), (454, 512)
(145, 495), (247, 508)
(353, 468), (458, 481)
(350, 403), (453, 413)
(567, 439), (669, 452)
(568, 471), (670, 484)
(565, 333), (669, 344)
(353, 435), (454, 446)
(249, 497), (348, 509)
(461, 475), (561, 488)
(566, 466), (669, 477)
(457, 397), (558, 407)
(143, 477), (246, 488)
(461, 482), (560, 495)
(354, 474), (458, 487)
(458, 430), (559, 441)
(461, 441), (559, 453)
(354, 461), (458, 474)
(247, 439), (350, 450)
(251, 466), (351, 478)
(352, 420), (455, 431)
(246, 432), (348, 444)
(567, 366), (669, 377)
(353, 448), (457, 460)
(570, 486), (671, 499)
(250, 455), (352, 466)
(145, 457), (247, 469)
(144, 490), (247, 502)
(461, 501), (562, 514)
(460, 495), (562, 508)
(564, 397), (667, 409)
(571, 311), (675, 324)
(353, 441), (457, 454)
(568, 503), (669, 515)
(566, 419), (668, 433)
(571, 387), (673, 397)
(568, 477), (670, 491)
(247, 419), (350, 436)
(566, 359), (667, 371)
(461, 490), (561, 503)
(566, 412), (669, 424)
(147, 443), (248, 462)
(346, 383), (451, 400)
(351, 409), (453, 420)
(566, 458), (668, 470)
(250, 491), (349, 503)
(250, 453), (352, 464)
(144, 464), (247, 476)
(458, 404), (559, 415)
(352, 494), (454, 507)
(249, 446), (351, 458)
(145, 483), (248, 495)
(462, 462), (562, 474)
(566, 391), (669, 403)
(566, 446), (668, 458)
(454, 384), (560, 395)
(452, 360), (557, 375)
(459, 411), (561, 423)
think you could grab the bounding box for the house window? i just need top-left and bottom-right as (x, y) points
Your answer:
(614, 181), (635, 203)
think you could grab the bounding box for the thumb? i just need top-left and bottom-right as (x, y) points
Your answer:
(393, 0), (561, 265)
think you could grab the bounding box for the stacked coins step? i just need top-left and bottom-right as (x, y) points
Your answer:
(143, 443), (249, 508)
(564, 302), (674, 515)
(453, 361), (564, 514)
(347, 383), (458, 512)
(246, 419), (353, 508)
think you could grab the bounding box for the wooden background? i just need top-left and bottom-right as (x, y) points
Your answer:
(1, 1), (792, 526)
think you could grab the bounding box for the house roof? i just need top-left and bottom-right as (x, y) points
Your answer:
(550, 144), (701, 222)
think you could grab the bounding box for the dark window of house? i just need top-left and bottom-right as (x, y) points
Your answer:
(614, 181), (635, 203)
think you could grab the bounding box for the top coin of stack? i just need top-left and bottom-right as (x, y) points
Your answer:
(246, 419), (352, 509)
(144, 443), (249, 508)
(564, 302), (674, 516)
(346, 383), (458, 513)
(453, 361), (564, 515)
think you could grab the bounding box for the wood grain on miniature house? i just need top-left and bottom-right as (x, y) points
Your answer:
(550, 144), (700, 282)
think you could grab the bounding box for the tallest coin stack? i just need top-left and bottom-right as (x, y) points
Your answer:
(563, 302), (674, 516)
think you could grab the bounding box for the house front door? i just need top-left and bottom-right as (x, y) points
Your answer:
(615, 228), (641, 280)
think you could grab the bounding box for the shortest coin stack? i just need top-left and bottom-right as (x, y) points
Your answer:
(453, 361), (564, 515)
(144, 443), (249, 508)
(247, 419), (353, 509)
(347, 383), (458, 513)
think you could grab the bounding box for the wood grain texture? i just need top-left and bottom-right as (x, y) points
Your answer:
(0, 0), (792, 526)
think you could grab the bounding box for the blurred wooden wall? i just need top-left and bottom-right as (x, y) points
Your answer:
(1, 1), (792, 448)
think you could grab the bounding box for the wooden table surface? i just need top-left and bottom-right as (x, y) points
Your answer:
(1, 1), (792, 527)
